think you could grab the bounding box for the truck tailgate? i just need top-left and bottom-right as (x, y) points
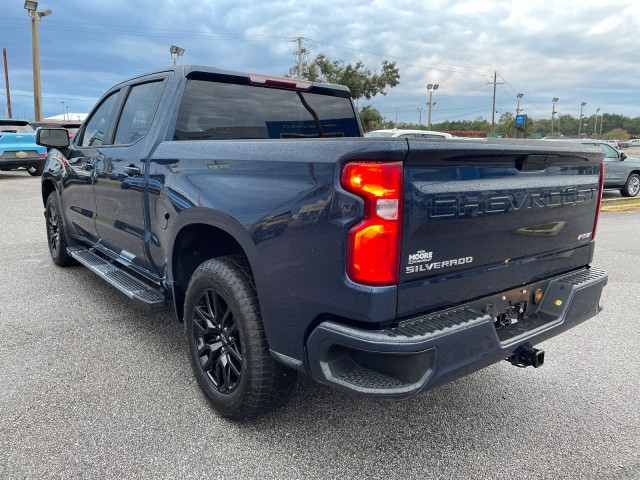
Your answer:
(398, 140), (603, 318)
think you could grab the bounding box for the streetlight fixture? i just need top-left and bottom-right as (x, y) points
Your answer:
(515, 93), (524, 139)
(594, 108), (600, 137)
(516, 93), (524, 115)
(24, 0), (52, 121)
(427, 83), (439, 129)
(578, 101), (587, 137)
(550, 97), (559, 136)
(170, 45), (185, 66)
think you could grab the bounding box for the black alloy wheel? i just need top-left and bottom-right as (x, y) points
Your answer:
(192, 288), (243, 394)
(184, 256), (297, 420)
(45, 192), (74, 266)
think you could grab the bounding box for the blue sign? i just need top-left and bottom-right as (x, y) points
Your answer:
(515, 114), (526, 126)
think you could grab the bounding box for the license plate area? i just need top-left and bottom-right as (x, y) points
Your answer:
(483, 280), (556, 343)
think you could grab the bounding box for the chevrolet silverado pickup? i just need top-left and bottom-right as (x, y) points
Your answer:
(37, 65), (607, 420)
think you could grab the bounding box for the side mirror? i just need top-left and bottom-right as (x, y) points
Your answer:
(36, 128), (70, 149)
(621, 152), (627, 160)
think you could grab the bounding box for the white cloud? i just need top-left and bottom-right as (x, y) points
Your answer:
(3, 0), (640, 120)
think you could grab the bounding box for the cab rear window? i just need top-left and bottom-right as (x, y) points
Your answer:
(173, 80), (360, 140)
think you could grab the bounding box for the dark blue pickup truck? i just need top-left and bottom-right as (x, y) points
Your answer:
(37, 65), (608, 420)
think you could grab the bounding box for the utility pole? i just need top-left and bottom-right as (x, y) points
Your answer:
(599, 113), (604, 138)
(487, 71), (503, 137)
(292, 37), (306, 79)
(3, 48), (11, 119)
(594, 108), (600, 137)
(417, 107), (422, 127)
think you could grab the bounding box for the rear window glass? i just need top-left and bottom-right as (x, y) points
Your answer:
(173, 80), (359, 140)
(0, 124), (34, 133)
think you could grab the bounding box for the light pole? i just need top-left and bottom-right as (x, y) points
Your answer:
(593, 108), (600, 137)
(578, 101), (586, 137)
(600, 113), (605, 138)
(516, 93), (524, 138)
(417, 107), (423, 127)
(24, 1), (52, 121)
(427, 83), (439, 129)
(170, 45), (185, 66)
(550, 97), (559, 136)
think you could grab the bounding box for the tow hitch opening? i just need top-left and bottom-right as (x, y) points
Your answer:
(508, 344), (545, 368)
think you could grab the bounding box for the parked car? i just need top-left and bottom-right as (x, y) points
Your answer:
(365, 129), (453, 139)
(627, 139), (640, 148)
(546, 138), (640, 196)
(616, 139), (630, 149)
(29, 120), (82, 139)
(0, 119), (47, 176)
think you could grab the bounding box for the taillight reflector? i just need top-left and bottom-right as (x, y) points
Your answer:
(340, 161), (403, 286)
(592, 162), (605, 240)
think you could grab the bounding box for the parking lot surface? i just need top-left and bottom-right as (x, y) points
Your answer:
(1, 171), (639, 479)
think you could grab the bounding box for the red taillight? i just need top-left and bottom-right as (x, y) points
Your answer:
(592, 162), (605, 240)
(340, 161), (403, 286)
(39, 153), (47, 157)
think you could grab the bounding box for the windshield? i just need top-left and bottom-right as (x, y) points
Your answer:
(364, 131), (394, 138)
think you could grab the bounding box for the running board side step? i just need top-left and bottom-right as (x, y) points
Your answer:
(67, 246), (168, 308)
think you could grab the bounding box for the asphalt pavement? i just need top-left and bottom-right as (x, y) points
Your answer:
(1, 171), (639, 479)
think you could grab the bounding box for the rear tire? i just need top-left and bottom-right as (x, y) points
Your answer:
(184, 255), (296, 420)
(620, 173), (640, 197)
(45, 192), (74, 266)
(27, 163), (45, 176)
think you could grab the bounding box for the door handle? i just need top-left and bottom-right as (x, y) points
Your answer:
(123, 165), (141, 176)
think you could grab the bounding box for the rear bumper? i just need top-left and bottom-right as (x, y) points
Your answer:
(305, 266), (607, 397)
(0, 157), (45, 169)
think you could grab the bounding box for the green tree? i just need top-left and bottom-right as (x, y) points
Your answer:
(497, 112), (515, 138)
(291, 53), (400, 101)
(358, 105), (385, 132)
(603, 128), (630, 140)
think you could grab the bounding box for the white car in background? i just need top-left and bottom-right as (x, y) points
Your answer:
(365, 129), (453, 139)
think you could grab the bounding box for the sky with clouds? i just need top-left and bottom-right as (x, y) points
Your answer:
(2, 0), (639, 125)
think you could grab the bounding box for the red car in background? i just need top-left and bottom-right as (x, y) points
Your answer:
(29, 120), (82, 139)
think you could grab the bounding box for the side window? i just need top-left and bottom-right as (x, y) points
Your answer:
(80, 92), (119, 147)
(113, 81), (164, 145)
(599, 144), (620, 159)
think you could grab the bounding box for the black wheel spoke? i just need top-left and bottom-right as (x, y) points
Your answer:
(200, 353), (215, 372)
(217, 355), (230, 390)
(192, 318), (207, 335)
(227, 344), (242, 363)
(228, 357), (241, 377)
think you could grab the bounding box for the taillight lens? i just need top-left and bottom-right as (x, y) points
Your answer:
(340, 161), (403, 286)
(592, 162), (605, 239)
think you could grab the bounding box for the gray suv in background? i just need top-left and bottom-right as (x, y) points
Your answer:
(545, 139), (640, 197)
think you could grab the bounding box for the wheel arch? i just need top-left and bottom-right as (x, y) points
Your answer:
(168, 210), (262, 322)
(41, 178), (57, 207)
